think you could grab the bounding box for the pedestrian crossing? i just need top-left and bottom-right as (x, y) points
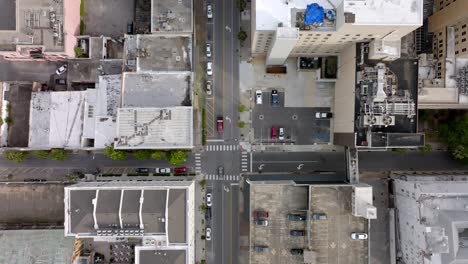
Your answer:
(205, 144), (240, 152)
(194, 153), (202, 174)
(241, 152), (249, 172)
(204, 174), (240, 181)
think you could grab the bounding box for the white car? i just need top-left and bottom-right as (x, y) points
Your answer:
(207, 62), (213, 76)
(207, 4), (213, 19)
(155, 168), (171, 174)
(56, 64), (68, 75)
(206, 227), (212, 240)
(206, 43), (212, 58)
(315, 112), (333, 119)
(351, 233), (368, 240)
(206, 193), (212, 207)
(255, 90), (263, 104)
(279, 127), (285, 140)
(206, 80), (212, 95)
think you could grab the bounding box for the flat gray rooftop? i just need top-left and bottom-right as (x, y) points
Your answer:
(142, 190), (167, 234)
(151, 0), (192, 33)
(139, 249), (186, 264)
(122, 72), (192, 108)
(0, 0), (15, 30)
(168, 189), (187, 243)
(135, 35), (191, 71)
(70, 190), (96, 234)
(121, 190), (141, 228)
(96, 190), (121, 228)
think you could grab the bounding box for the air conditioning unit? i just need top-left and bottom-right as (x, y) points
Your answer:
(381, 115), (395, 126)
(363, 115), (381, 126)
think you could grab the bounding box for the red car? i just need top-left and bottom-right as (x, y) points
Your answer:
(253, 210), (269, 219)
(217, 117), (224, 132)
(174, 167), (188, 174)
(271, 126), (278, 140)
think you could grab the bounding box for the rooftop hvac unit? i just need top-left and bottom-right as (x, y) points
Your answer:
(363, 115), (381, 126)
(381, 115), (395, 126)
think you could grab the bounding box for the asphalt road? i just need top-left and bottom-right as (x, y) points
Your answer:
(0, 58), (65, 83)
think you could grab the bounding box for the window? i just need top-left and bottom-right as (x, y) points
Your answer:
(456, 50), (459, 55)
(463, 24), (467, 29)
(463, 31), (466, 36)
(463, 48), (467, 52)
(463, 38), (467, 42)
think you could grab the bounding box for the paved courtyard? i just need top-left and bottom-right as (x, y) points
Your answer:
(84, 0), (135, 38)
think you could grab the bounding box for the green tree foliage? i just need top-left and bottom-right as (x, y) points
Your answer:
(419, 144), (432, 154)
(50, 149), (69, 161)
(165, 150), (186, 166)
(237, 30), (247, 42)
(238, 121), (246, 128)
(3, 150), (28, 163)
(104, 146), (127, 161)
(236, 0), (246, 12)
(133, 150), (152, 160)
(151, 151), (164, 160)
(33, 150), (49, 159)
(439, 115), (468, 162)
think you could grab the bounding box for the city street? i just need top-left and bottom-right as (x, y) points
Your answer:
(0, 58), (65, 83)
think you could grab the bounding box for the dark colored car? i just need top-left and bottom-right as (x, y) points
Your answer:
(253, 219), (269, 226)
(253, 245), (269, 253)
(55, 79), (67, 85)
(287, 213), (307, 221)
(217, 117), (224, 132)
(174, 167), (188, 174)
(312, 213), (327, 220)
(290, 248), (304, 255)
(271, 89), (279, 106)
(290, 230), (306, 236)
(253, 210), (269, 219)
(271, 126), (278, 140)
(135, 168), (150, 173)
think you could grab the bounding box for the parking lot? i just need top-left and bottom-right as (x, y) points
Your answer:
(309, 186), (369, 264)
(250, 184), (309, 264)
(252, 89), (331, 144)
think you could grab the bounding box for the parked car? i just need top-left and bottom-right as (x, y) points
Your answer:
(271, 89), (279, 106)
(315, 112), (333, 119)
(205, 207), (212, 220)
(351, 232), (368, 240)
(207, 4), (213, 19)
(55, 79), (67, 85)
(253, 245), (269, 253)
(56, 64), (68, 75)
(206, 193), (212, 207)
(206, 43), (212, 58)
(206, 227), (212, 240)
(207, 62), (213, 75)
(155, 168), (171, 174)
(312, 213), (327, 220)
(253, 219), (269, 226)
(174, 167), (188, 174)
(271, 126), (278, 140)
(217, 117), (224, 132)
(135, 168), (149, 173)
(290, 230), (306, 236)
(279, 127), (285, 140)
(287, 213), (307, 221)
(206, 80), (212, 95)
(290, 248), (304, 255)
(253, 210), (269, 219)
(218, 166), (224, 176)
(255, 90), (263, 104)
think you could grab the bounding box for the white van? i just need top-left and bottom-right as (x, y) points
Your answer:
(255, 90), (263, 104)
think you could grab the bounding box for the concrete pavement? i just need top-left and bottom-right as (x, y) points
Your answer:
(0, 59), (64, 83)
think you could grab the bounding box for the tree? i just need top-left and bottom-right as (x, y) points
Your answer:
(50, 149), (69, 161)
(165, 150), (186, 166)
(3, 150), (28, 163)
(74, 47), (84, 58)
(238, 104), (246, 113)
(151, 151), (164, 160)
(133, 150), (152, 160)
(198, 179), (207, 189)
(238, 121), (246, 128)
(237, 30), (247, 43)
(104, 146), (127, 161)
(452, 145), (468, 161)
(236, 0), (246, 12)
(33, 150), (49, 159)
(438, 115), (468, 162)
(419, 144), (432, 154)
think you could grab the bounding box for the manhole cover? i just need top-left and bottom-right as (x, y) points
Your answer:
(292, 115), (298, 120)
(259, 115), (264, 120)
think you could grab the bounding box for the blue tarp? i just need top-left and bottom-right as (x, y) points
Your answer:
(304, 3), (324, 27)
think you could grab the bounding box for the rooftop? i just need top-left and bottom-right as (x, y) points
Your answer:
(115, 107), (193, 149)
(137, 249), (186, 264)
(151, 0), (192, 32)
(254, 0), (422, 31)
(122, 72), (192, 108)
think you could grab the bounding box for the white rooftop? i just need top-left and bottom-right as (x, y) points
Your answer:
(115, 107), (193, 149)
(255, 0), (422, 31)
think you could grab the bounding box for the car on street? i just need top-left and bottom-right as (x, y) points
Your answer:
(206, 43), (212, 58)
(56, 64), (68, 75)
(218, 166), (224, 175)
(174, 167), (188, 174)
(290, 249), (304, 255)
(253, 210), (269, 219)
(206, 193), (212, 207)
(351, 232), (368, 240)
(290, 230), (306, 236)
(287, 213), (307, 221)
(155, 168), (171, 174)
(207, 4), (213, 19)
(253, 219), (269, 226)
(312, 213), (327, 220)
(253, 245), (269, 253)
(271, 89), (279, 106)
(205, 207), (212, 220)
(206, 227), (212, 240)
(271, 126), (278, 140)
(315, 111), (333, 119)
(279, 127), (285, 140)
(135, 168), (149, 173)
(207, 62), (213, 76)
(217, 117), (224, 132)
(206, 80), (212, 95)
(255, 90), (263, 104)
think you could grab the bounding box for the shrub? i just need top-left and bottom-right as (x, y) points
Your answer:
(166, 150), (186, 166)
(151, 151), (164, 160)
(133, 150), (152, 160)
(50, 149), (69, 161)
(3, 150), (28, 163)
(33, 150), (49, 159)
(238, 121), (246, 128)
(104, 146), (127, 161)
(238, 104), (246, 113)
(237, 30), (247, 42)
